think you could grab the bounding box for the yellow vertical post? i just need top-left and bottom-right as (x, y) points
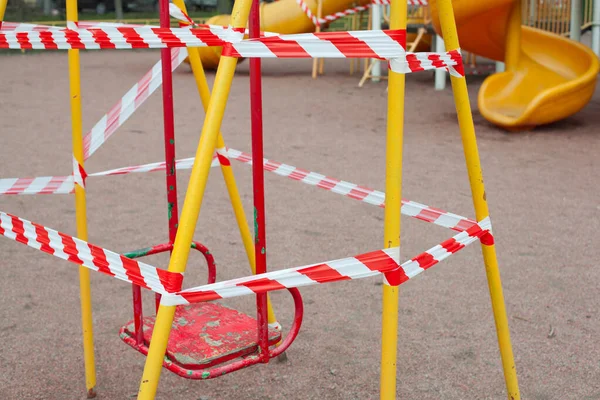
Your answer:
(136, 0), (254, 397)
(505, 0), (522, 70)
(0, 0), (7, 22)
(66, 0), (97, 397)
(172, 0), (279, 329)
(435, 0), (521, 399)
(379, 0), (406, 399)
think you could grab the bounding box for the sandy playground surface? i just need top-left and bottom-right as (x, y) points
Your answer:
(0, 50), (599, 400)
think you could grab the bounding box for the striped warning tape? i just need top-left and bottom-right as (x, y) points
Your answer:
(0, 155), (220, 195)
(169, 4), (462, 77)
(160, 216), (492, 305)
(0, 22), (463, 76)
(219, 148), (477, 232)
(0, 147), (474, 233)
(0, 210), (183, 294)
(0, 207), (490, 303)
(83, 47), (188, 159)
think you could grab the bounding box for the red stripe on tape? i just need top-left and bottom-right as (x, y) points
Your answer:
(448, 49), (465, 76)
(64, 29), (84, 49)
(39, 31), (58, 50)
(240, 277), (286, 293)
(355, 250), (398, 272)
(288, 168), (310, 181)
(118, 27), (150, 48)
(318, 31), (380, 58)
(317, 177), (340, 190)
(180, 290), (223, 304)
(9, 215), (28, 245)
(261, 36), (310, 58)
(58, 232), (85, 265)
(15, 32), (32, 50)
(89, 243), (114, 277)
(297, 263), (351, 283)
(156, 267), (183, 293)
(34, 224), (54, 255)
(413, 251), (436, 270)
(217, 153), (231, 166)
(120, 255), (148, 289)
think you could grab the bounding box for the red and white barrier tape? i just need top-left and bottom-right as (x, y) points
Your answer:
(0, 210), (182, 294)
(0, 25), (463, 76)
(1, 19), (464, 76)
(83, 47), (188, 159)
(0, 207), (489, 304)
(0, 147), (475, 233)
(0, 176), (75, 195)
(0, 155), (220, 195)
(160, 216), (491, 305)
(219, 148), (477, 232)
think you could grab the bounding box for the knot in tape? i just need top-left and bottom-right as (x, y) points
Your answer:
(469, 216), (494, 246)
(72, 155), (87, 188)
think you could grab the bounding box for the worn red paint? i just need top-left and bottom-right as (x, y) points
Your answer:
(249, 0), (270, 363)
(119, 288), (304, 379)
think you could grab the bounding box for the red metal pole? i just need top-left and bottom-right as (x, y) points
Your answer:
(132, 285), (144, 344)
(249, 0), (269, 361)
(158, 0), (180, 312)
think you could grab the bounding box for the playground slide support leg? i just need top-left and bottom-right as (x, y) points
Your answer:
(436, 0), (521, 399)
(171, 0), (279, 328)
(379, 0), (406, 399)
(505, 0), (521, 71)
(136, 0), (254, 397)
(570, 0), (582, 41)
(434, 35), (446, 90)
(592, 0), (600, 55)
(66, 0), (97, 397)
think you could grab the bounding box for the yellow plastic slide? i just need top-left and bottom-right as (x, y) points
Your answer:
(197, 0), (430, 69)
(430, 0), (599, 130)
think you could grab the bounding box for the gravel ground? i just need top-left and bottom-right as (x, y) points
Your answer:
(0, 49), (598, 400)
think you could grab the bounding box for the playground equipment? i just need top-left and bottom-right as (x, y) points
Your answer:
(430, 0), (600, 130)
(0, 0), (523, 399)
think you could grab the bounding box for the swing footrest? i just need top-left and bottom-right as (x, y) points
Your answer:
(119, 302), (281, 377)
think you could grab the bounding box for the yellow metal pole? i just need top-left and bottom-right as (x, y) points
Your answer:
(66, 0), (97, 397)
(379, 0), (406, 398)
(172, 0), (278, 328)
(0, 0), (7, 21)
(505, 0), (522, 70)
(435, 0), (521, 399)
(136, 0), (254, 397)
